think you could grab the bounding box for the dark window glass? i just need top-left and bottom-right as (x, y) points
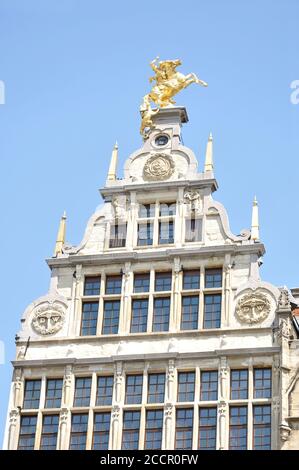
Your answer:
(159, 202), (176, 216)
(109, 223), (127, 248)
(84, 276), (101, 296)
(185, 217), (202, 242)
(254, 369), (272, 399)
(23, 380), (41, 409)
(175, 408), (193, 450)
(205, 269), (222, 288)
(152, 297), (170, 332)
(229, 406), (247, 450)
(145, 409), (163, 450)
(137, 222), (153, 246)
(105, 275), (122, 295)
(81, 301), (98, 336)
(134, 273), (150, 293)
(74, 377), (92, 407)
(122, 411), (140, 450)
(203, 294), (221, 329)
(131, 299), (148, 333)
(178, 372), (195, 402)
(139, 204), (155, 218)
(155, 134), (169, 146)
(40, 415), (59, 450)
(148, 373), (165, 403)
(93, 412), (111, 450)
(231, 370), (248, 400)
(69, 414), (88, 450)
(253, 405), (271, 450)
(183, 270), (200, 290)
(102, 300), (120, 334)
(155, 272), (172, 291)
(18, 415), (37, 450)
(181, 296), (199, 330)
(199, 408), (217, 450)
(96, 376), (114, 406)
(200, 371), (218, 401)
(125, 375), (143, 404)
(45, 379), (63, 408)
(159, 220), (174, 244)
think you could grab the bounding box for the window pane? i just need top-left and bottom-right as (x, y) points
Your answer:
(84, 276), (101, 296)
(122, 411), (140, 450)
(153, 297), (170, 332)
(178, 372), (195, 402)
(159, 202), (176, 216)
(74, 377), (92, 407)
(145, 409), (163, 449)
(93, 412), (111, 450)
(199, 408), (217, 450)
(139, 203), (155, 218)
(253, 405), (271, 450)
(105, 275), (122, 294)
(134, 273), (150, 293)
(200, 371), (218, 401)
(231, 370), (248, 400)
(109, 224), (127, 248)
(131, 299), (148, 333)
(203, 294), (221, 329)
(229, 406), (247, 450)
(40, 415), (59, 450)
(125, 375), (143, 404)
(183, 270), (200, 290)
(45, 379), (63, 408)
(254, 369), (272, 399)
(205, 269), (222, 288)
(159, 220), (174, 244)
(148, 373), (165, 403)
(102, 300), (120, 334)
(69, 414), (88, 450)
(81, 301), (98, 336)
(138, 222), (153, 246)
(96, 376), (114, 406)
(23, 380), (41, 409)
(181, 296), (199, 330)
(185, 218), (202, 242)
(175, 408), (193, 450)
(18, 415), (37, 450)
(155, 272), (172, 291)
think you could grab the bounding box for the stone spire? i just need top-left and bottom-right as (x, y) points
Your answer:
(204, 132), (213, 172)
(107, 142), (118, 181)
(54, 211), (66, 257)
(251, 196), (259, 241)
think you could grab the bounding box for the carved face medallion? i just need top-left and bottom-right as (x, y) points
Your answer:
(235, 291), (271, 324)
(143, 153), (175, 181)
(31, 301), (65, 335)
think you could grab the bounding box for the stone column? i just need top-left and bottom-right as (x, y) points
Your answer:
(219, 357), (228, 400)
(120, 262), (131, 334)
(111, 405), (121, 449)
(62, 365), (73, 407)
(172, 258), (181, 331)
(114, 361), (124, 404)
(166, 359), (175, 402)
(72, 264), (82, 336)
(163, 403), (174, 449)
(13, 368), (23, 408)
(7, 408), (20, 450)
(218, 401), (227, 450)
(58, 407), (70, 450)
(272, 356), (281, 449)
(223, 259), (232, 326)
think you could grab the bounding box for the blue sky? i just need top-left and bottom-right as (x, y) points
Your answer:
(0, 0), (298, 444)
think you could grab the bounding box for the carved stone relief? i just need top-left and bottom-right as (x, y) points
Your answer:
(235, 290), (271, 324)
(31, 300), (66, 335)
(143, 153), (175, 181)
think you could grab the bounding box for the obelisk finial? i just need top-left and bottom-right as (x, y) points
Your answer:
(54, 211), (66, 257)
(251, 196), (260, 241)
(107, 141), (118, 181)
(204, 132), (213, 172)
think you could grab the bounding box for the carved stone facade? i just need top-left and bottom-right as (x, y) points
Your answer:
(235, 290), (271, 324)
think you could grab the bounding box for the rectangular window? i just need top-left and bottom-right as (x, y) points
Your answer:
(45, 378), (63, 408)
(175, 408), (193, 450)
(198, 408), (217, 450)
(148, 373), (165, 403)
(144, 409), (163, 450)
(23, 379), (41, 409)
(159, 220), (174, 244)
(139, 203), (155, 218)
(229, 406), (247, 450)
(205, 268), (222, 288)
(131, 299), (148, 333)
(74, 377), (92, 407)
(122, 410), (140, 450)
(109, 223), (127, 248)
(102, 300), (120, 334)
(254, 369), (272, 399)
(81, 301), (98, 336)
(125, 374), (143, 404)
(231, 370), (248, 400)
(159, 202), (176, 216)
(253, 405), (271, 450)
(69, 414), (88, 450)
(181, 296), (199, 330)
(40, 415), (59, 450)
(18, 415), (37, 450)
(203, 294), (221, 329)
(84, 276), (101, 296)
(183, 270), (200, 290)
(200, 371), (218, 401)
(155, 272), (172, 291)
(185, 217), (202, 242)
(96, 376), (114, 406)
(178, 371), (195, 402)
(134, 273), (150, 293)
(105, 275), (122, 295)
(152, 297), (170, 332)
(93, 412), (111, 450)
(137, 222), (153, 246)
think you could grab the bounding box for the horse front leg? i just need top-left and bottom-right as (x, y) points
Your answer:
(190, 73), (208, 87)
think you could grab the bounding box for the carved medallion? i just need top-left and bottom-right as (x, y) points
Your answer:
(143, 153), (175, 181)
(31, 300), (65, 335)
(235, 291), (271, 324)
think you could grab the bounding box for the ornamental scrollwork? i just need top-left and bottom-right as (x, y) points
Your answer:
(31, 300), (66, 335)
(235, 290), (271, 324)
(143, 153), (175, 181)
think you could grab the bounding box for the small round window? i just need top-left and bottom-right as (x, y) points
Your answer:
(155, 134), (169, 146)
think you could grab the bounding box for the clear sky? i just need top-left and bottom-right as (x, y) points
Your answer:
(0, 0), (298, 445)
